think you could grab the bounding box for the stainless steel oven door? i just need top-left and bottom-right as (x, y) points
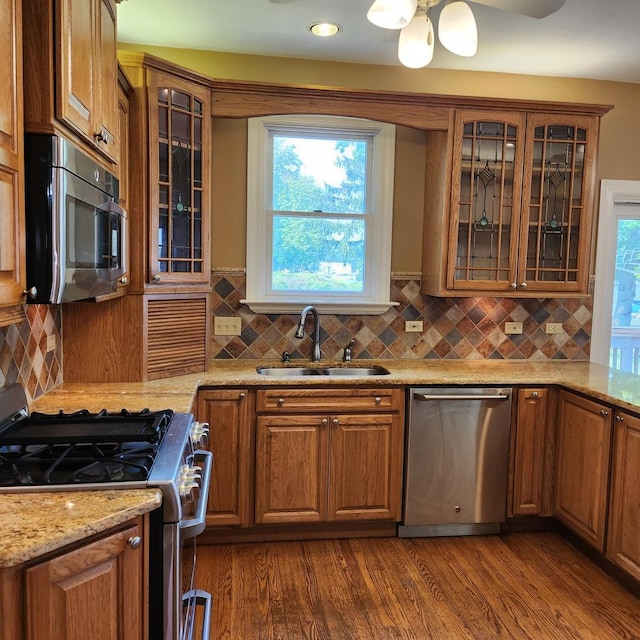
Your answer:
(164, 449), (213, 640)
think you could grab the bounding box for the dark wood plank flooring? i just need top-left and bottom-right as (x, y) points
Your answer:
(194, 532), (640, 639)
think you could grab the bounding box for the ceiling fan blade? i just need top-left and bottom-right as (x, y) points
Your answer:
(470, 0), (566, 19)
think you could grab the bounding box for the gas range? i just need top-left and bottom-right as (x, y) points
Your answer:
(0, 382), (213, 639)
(0, 383), (209, 524)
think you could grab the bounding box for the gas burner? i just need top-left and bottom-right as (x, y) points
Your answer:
(75, 460), (126, 483)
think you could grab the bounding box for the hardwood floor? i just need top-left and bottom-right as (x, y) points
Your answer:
(195, 532), (640, 640)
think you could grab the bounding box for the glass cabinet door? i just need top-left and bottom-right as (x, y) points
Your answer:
(519, 113), (596, 294)
(149, 74), (210, 284)
(447, 110), (526, 292)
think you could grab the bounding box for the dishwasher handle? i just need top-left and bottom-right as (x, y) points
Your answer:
(413, 393), (510, 401)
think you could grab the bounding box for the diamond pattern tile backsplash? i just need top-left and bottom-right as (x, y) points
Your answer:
(211, 271), (592, 362)
(0, 305), (62, 402)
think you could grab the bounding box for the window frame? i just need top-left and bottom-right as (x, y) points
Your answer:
(242, 114), (398, 314)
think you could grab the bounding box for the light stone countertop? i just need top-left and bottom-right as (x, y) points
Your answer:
(29, 358), (640, 416)
(0, 489), (162, 567)
(8, 357), (640, 568)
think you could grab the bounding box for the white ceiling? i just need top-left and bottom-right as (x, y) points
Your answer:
(116, 0), (640, 84)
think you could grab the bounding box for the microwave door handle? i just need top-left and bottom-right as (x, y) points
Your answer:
(99, 200), (128, 275)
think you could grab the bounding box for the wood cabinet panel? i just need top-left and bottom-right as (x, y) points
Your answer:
(256, 387), (402, 413)
(256, 414), (329, 524)
(607, 411), (640, 581)
(24, 519), (146, 640)
(510, 387), (556, 517)
(329, 412), (404, 521)
(0, 0), (26, 316)
(554, 391), (613, 551)
(196, 389), (252, 527)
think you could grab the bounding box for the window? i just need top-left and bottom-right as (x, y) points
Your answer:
(243, 115), (397, 314)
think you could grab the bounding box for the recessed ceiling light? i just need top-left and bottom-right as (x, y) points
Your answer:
(309, 22), (341, 37)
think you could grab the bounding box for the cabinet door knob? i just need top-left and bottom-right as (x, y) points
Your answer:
(152, 274), (161, 282)
(277, 398), (285, 406)
(23, 286), (38, 300)
(321, 418), (328, 425)
(128, 536), (142, 549)
(239, 392), (246, 399)
(333, 418), (339, 425)
(616, 415), (624, 422)
(600, 409), (609, 417)
(519, 282), (528, 289)
(375, 397), (382, 405)
(510, 282), (518, 289)
(531, 391), (539, 398)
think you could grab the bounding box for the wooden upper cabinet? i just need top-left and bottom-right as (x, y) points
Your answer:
(23, 0), (119, 165)
(422, 109), (599, 297)
(0, 0), (26, 317)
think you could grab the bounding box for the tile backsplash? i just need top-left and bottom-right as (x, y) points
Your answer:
(210, 271), (592, 362)
(0, 305), (62, 402)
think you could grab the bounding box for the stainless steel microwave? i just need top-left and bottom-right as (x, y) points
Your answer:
(24, 134), (127, 304)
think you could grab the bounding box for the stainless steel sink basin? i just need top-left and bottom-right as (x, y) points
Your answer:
(256, 365), (390, 377)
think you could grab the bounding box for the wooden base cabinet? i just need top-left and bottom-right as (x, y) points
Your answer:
(195, 389), (252, 527)
(554, 390), (613, 551)
(1, 516), (148, 640)
(607, 411), (640, 581)
(255, 388), (405, 525)
(509, 387), (557, 517)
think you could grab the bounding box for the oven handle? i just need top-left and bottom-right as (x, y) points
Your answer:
(182, 588), (212, 640)
(180, 449), (212, 540)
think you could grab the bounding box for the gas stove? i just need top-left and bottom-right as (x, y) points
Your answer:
(0, 383), (209, 523)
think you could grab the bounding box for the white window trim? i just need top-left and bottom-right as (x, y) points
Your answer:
(242, 115), (399, 315)
(592, 179), (640, 365)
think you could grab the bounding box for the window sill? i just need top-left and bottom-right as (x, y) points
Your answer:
(240, 300), (400, 315)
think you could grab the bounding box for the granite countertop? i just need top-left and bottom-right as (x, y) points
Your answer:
(0, 489), (162, 568)
(29, 358), (640, 416)
(8, 357), (640, 567)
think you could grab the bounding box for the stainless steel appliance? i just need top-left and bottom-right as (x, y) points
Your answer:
(24, 134), (128, 303)
(399, 386), (512, 538)
(0, 383), (212, 640)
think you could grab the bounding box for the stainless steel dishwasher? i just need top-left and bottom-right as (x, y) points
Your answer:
(398, 386), (512, 538)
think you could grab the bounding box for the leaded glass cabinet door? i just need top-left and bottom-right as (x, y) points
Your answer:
(519, 113), (597, 294)
(447, 110), (526, 292)
(148, 73), (210, 285)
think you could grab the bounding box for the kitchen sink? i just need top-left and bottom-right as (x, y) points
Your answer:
(256, 365), (390, 377)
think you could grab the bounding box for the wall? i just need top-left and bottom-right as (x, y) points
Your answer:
(118, 44), (628, 363)
(0, 306), (62, 402)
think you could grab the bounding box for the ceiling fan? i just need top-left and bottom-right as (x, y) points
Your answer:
(269, 0), (566, 68)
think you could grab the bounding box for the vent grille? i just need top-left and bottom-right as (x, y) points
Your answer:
(146, 298), (208, 379)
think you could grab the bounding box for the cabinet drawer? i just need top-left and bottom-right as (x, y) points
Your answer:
(256, 388), (403, 413)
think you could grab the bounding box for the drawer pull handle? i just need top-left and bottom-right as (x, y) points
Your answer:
(600, 409), (609, 417)
(531, 391), (539, 398)
(333, 418), (339, 425)
(322, 418), (328, 425)
(277, 398), (285, 406)
(375, 397), (382, 405)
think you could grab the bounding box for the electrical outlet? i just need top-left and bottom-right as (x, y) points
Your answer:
(545, 322), (564, 335)
(214, 317), (242, 336)
(46, 334), (57, 353)
(504, 322), (523, 335)
(405, 320), (424, 332)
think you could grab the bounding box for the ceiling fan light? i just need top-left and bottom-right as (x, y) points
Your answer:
(367, 0), (418, 29)
(398, 14), (434, 68)
(438, 0), (477, 57)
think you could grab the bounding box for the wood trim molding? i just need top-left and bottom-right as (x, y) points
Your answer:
(118, 51), (614, 131)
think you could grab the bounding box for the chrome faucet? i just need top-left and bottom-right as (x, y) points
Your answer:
(295, 305), (321, 362)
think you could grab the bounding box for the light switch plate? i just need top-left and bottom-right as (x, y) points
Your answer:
(504, 322), (523, 335)
(46, 334), (57, 353)
(405, 320), (424, 332)
(214, 317), (242, 336)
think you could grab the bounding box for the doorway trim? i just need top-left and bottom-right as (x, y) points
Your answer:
(592, 180), (640, 365)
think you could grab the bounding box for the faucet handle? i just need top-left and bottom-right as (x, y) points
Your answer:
(343, 339), (355, 363)
(282, 351), (291, 363)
